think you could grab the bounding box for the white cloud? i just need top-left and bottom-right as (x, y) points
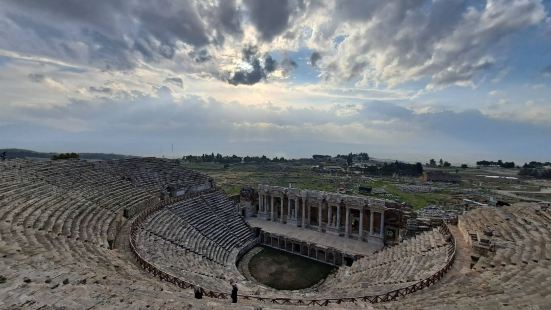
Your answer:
(1, 1), (546, 89)
(0, 0), (550, 163)
(291, 0), (546, 89)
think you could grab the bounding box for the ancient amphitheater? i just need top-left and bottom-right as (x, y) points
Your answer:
(1, 158), (550, 309)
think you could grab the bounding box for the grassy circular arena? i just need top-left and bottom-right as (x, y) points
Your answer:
(248, 246), (335, 290)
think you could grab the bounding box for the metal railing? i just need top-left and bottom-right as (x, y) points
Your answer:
(129, 195), (457, 306)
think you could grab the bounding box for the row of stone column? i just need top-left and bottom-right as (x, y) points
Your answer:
(258, 192), (385, 239)
(260, 231), (346, 266)
(333, 206), (384, 238)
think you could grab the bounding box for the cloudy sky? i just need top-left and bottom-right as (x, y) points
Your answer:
(1, 0), (550, 164)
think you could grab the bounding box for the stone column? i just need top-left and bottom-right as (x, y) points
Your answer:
(294, 198), (298, 220)
(264, 196), (269, 220)
(302, 199), (306, 228)
(307, 203), (311, 225)
(369, 210), (374, 235)
(258, 193), (263, 212)
(359, 208), (364, 239)
(318, 202), (323, 231)
(345, 207), (350, 237)
(380, 211), (385, 238)
(287, 197), (292, 223)
(270, 195), (275, 221)
(328, 205), (333, 228)
(336, 205), (341, 232)
(280, 196), (284, 223)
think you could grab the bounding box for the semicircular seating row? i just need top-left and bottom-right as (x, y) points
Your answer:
(0, 158), (455, 307)
(133, 192), (551, 308)
(134, 190), (258, 293)
(0, 159), (255, 309)
(8, 158), (540, 309)
(134, 190), (453, 299)
(382, 204), (551, 309)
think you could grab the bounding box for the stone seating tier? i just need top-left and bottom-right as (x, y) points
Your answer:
(382, 204), (551, 309)
(0, 158), (247, 309)
(8, 160), (547, 308)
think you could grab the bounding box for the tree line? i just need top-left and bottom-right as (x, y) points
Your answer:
(51, 153), (80, 160)
(183, 153), (288, 164)
(522, 161), (551, 168)
(335, 152), (370, 165)
(519, 161), (551, 179)
(427, 158), (451, 168)
(476, 160), (516, 168)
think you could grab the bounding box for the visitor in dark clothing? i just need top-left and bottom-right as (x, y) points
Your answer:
(194, 285), (203, 299)
(230, 280), (238, 303)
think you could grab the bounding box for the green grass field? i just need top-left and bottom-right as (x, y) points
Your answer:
(183, 162), (344, 195)
(366, 179), (452, 210)
(182, 162), (453, 209)
(248, 246), (334, 290)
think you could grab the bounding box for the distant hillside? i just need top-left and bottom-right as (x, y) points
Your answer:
(0, 149), (136, 161)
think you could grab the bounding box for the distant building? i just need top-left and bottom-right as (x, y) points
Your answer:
(421, 171), (460, 183)
(358, 186), (372, 195)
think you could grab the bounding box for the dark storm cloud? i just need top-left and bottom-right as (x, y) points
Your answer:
(137, 3), (210, 47)
(81, 29), (135, 70)
(218, 0), (242, 33)
(228, 59), (264, 85)
(188, 49), (212, 63)
(310, 52), (321, 67)
(228, 47), (278, 86)
(133, 40), (155, 62)
(193, 0), (242, 45)
(6, 12), (65, 40)
(244, 0), (293, 41)
(242, 45), (259, 62)
(0, 0), (238, 70)
(4, 0), (127, 27)
(264, 55), (277, 73)
(5, 0), (210, 47)
(1, 0), (545, 88)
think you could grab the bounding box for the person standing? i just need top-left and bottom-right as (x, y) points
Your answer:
(230, 280), (238, 303)
(194, 285), (203, 299)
